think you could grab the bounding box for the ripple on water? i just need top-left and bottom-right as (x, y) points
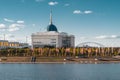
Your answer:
(0, 63), (120, 80)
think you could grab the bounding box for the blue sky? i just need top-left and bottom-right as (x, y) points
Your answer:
(0, 0), (120, 47)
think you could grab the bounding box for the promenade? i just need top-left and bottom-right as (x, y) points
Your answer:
(0, 57), (120, 64)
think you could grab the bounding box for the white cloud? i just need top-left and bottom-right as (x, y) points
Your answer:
(73, 10), (93, 14)
(8, 24), (24, 32)
(17, 20), (24, 24)
(111, 35), (120, 38)
(4, 18), (25, 24)
(0, 29), (6, 31)
(6, 34), (15, 38)
(96, 35), (107, 39)
(9, 24), (24, 28)
(0, 24), (7, 31)
(48, 1), (58, 6)
(2, 18), (25, 32)
(64, 3), (70, 6)
(84, 10), (93, 14)
(32, 24), (36, 27)
(0, 24), (6, 29)
(8, 27), (20, 32)
(79, 37), (87, 40)
(95, 35), (120, 39)
(73, 10), (81, 14)
(4, 18), (14, 22)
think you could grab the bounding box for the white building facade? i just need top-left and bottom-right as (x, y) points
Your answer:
(31, 11), (75, 48)
(32, 32), (74, 48)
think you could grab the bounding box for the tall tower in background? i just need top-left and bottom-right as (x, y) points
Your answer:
(31, 10), (75, 48)
(47, 10), (58, 32)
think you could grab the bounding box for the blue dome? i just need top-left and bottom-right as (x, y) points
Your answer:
(47, 24), (58, 32)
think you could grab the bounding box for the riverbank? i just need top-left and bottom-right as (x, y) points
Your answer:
(0, 57), (120, 64)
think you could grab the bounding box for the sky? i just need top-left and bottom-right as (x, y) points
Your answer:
(0, 0), (120, 47)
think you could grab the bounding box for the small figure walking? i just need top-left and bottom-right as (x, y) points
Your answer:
(31, 56), (34, 62)
(33, 56), (36, 62)
(31, 56), (36, 63)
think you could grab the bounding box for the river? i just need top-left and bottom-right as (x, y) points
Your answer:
(0, 63), (120, 80)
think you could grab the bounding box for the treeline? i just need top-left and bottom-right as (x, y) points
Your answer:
(0, 47), (120, 57)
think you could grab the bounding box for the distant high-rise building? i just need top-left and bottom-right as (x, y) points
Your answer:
(31, 11), (75, 48)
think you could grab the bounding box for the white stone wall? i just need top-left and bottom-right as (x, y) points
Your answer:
(32, 31), (75, 48)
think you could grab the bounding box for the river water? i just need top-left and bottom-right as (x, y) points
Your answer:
(0, 63), (120, 80)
